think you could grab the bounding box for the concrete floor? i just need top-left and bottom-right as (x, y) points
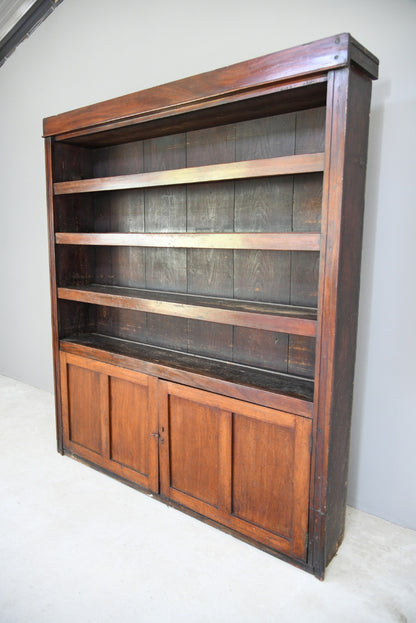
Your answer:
(0, 374), (415, 623)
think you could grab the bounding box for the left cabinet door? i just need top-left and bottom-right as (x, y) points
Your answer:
(60, 352), (159, 493)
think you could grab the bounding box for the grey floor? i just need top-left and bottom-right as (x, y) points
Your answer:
(1, 374), (415, 623)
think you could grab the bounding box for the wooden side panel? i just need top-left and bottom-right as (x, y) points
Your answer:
(52, 142), (92, 182)
(311, 66), (373, 577)
(159, 382), (311, 560)
(325, 68), (373, 565)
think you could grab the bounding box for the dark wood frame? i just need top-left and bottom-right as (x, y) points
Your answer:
(44, 33), (378, 578)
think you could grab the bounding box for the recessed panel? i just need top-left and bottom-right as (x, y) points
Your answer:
(109, 376), (149, 475)
(168, 395), (220, 507)
(67, 364), (102, 454)
(232, 413), (295, 538)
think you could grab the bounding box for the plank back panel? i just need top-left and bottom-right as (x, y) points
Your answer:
(187, 123), (235, 359)
(144, 134), (188, 350)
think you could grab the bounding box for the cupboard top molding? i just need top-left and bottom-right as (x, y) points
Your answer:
(43, 33), (378, 141)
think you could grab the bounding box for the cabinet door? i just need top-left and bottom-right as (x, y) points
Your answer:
(158, 382), (312, 560)
(60, 352), (158, 492)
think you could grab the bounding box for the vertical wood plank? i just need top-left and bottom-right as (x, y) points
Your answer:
(288, 335), (316, 378)
(187, 125), (235, 359)
(234, 177), (293, 232)
(95, 246), (146, 288)
(144, 134), (188, 350)
(234, 112), (295, 303)
(93, 142), (146, 290)
(289, 107), (325, 379)
(93, 189), (144, 233)
(92, 142), (144, 230)
(95, 307), (147, 343)
(292, 173), (322, 233)
(290, 251), (320, 307)
(235, 113), (296, 160)
(53, 142), (92, 182)
(295, 107), (326, 154)
(143, 134), (187, 233)
(234, 250), (291, 303)
(58, 300), (94, 340)
(233, 328), (288, 373)
(186, 319), (233, 360)
(92, 141), (144, 177)
(55, 194), (95, 233)
(234, 113), (295, 371)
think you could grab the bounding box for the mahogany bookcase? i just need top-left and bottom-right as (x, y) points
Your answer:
(44, 33), (378, 578)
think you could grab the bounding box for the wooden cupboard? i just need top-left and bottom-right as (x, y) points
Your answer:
(44, 33), (378, 578)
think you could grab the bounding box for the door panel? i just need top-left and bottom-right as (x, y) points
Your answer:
(159, 381), (311, 560)
(60, 352), (158, 492)
(168, 395), (221, 506)
(232, 414), (294, 537)
(66, 363), (104, 454)
(110, 376), (149, 475)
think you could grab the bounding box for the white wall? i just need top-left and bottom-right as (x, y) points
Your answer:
(0, 0), (415, 530)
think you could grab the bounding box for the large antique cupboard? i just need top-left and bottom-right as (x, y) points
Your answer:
(44, 33), (378, 578)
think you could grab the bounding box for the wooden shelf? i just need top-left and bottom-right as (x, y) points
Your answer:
(53, 153), (325, 195)
(58, 284), (318, 337)
(55, 231), (321, 250)
(60, 333), (315, 405)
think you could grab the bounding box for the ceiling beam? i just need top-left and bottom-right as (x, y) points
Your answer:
(0, 0), (63, 67)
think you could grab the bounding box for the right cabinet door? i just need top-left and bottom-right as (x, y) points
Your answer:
(158, 382), (312, 561)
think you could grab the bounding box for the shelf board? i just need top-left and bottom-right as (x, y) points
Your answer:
(53, 153), (325, 195)
(58, 284), (318, 337)
(60, 333), (314, 408)
(55, 231), (321, 251)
